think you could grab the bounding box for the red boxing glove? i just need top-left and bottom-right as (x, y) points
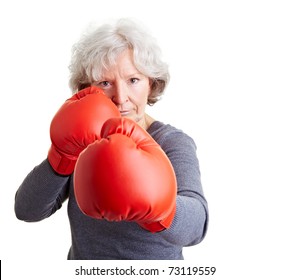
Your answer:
(48, 86), (120, 175)
(74, 117), (177, 233)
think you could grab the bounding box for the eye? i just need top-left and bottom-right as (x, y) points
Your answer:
(129, 78), (139, 84)
(97, 81), (111, 88)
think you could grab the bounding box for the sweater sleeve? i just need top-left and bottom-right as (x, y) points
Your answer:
(150, 123), (208, 246)
(15, 159), (70, 222)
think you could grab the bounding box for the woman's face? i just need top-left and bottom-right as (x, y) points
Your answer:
(92, 49), (151, 129)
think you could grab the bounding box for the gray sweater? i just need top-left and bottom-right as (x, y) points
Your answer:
(15, 121), (208, 260)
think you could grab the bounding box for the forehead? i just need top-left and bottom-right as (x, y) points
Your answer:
(101, 49), (141, 78)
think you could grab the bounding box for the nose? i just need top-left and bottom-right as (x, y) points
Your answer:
(111, 82), (128, 105)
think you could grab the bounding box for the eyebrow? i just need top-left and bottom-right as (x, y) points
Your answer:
(126, 72), (145, 78)
(99, 72), (145, 80)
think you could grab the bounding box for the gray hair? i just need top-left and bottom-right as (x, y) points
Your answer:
(68, 18), (170, 105)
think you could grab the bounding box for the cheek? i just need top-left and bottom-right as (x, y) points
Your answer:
(135, 91), (149, 109)
(139, 82), (151, 102)
(130, 80), (151, 108)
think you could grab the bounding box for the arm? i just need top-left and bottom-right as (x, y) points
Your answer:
(15, 159), (70, 222)
(157, 128), (208, 246)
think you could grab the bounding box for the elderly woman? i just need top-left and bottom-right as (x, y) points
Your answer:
(15, 18), (208, 260)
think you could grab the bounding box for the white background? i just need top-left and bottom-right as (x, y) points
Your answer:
(0, 0), (289, 279)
